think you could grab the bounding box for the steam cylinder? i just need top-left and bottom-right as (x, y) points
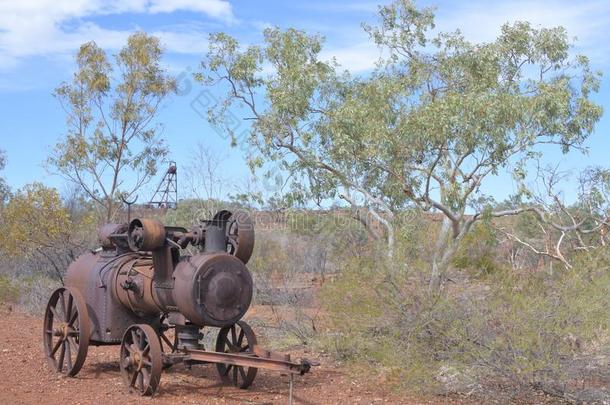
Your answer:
(112, 256), (167, 316)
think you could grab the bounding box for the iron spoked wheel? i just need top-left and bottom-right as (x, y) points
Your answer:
(215, 321), (258, 389)
(43, 287), (90, 377)
(120, 324), (162, 396)
(213, 209), (255, 264)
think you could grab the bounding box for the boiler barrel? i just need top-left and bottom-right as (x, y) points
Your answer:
(67, 251), (253, 331)
(112, 252), (253, 326)
(173, 253), (253, 327)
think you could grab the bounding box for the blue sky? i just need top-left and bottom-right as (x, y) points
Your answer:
(1, 0), (609, 204)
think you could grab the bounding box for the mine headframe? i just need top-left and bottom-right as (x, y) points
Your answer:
(148, 161), (178, 209)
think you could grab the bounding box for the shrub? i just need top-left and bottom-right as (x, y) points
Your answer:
(319, 256), (463, 392)
(246, 209), (373, 347)
(453, 221), (503, 277)
(320, 249), (610, 400)
(0, 276), (19, 304)
(18, 276), (61, 313)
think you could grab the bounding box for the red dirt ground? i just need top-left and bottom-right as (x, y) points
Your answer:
(0, 306), (481, 405)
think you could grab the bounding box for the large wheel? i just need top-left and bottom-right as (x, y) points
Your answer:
(120, 324), (162, 396)
(215, 321), (258, 389)
(43, 287), (90, 377)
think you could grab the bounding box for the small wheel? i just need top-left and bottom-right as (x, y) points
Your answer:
(120, 324), (162, 396)
(43, 287), (90, 377)
(215, 321), (258, 389)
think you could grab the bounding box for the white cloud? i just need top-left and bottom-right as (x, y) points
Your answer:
(0, 0), (234, 69)
(299, 2), (380, 13)
(2, 0), (610, 75)
(154, 29), (210, 54)
(148, 0), (234, 23)
(321, 41), (380, 73)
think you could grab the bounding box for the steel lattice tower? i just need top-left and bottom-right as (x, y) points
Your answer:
(149, 161), (178, 209)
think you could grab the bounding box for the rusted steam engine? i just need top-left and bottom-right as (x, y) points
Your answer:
(43, 210), (311, 395)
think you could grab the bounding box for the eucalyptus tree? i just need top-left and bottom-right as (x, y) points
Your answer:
(497, 166), (610, 271)
(0, 183), (95, 283)
(49, 33), (176, 222)
(197, 0), (602, 290)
